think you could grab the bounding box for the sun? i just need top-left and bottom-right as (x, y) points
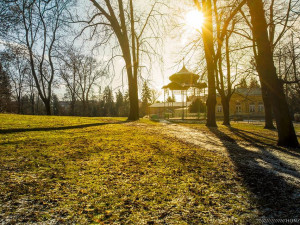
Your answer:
(185, 10), (205, 31)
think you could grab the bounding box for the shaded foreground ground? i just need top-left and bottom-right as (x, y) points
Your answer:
(0, 114), (299, 224)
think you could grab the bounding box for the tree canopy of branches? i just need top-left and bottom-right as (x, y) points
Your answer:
(60, 47), (105, 116)
(246, 0), (299, 147)
(193, 0), (246, 127)
(85, 0), (166, 121)
(0, 62), (11, 112)
(0, 0), (20, 39)
(0, 45), (31, 114)
(8, 0), (73, 115)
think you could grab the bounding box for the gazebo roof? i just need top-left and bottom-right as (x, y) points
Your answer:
(169, 65), (200, 86)
(162, 82), (189, 90)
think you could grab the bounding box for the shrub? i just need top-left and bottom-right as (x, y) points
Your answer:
(294, 114), (300, 122)
(189, 98), (206, 113)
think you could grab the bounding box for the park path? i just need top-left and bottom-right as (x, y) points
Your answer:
(129, 121), (300, 218)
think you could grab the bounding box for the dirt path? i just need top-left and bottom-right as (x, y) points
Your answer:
(137, 121), (300, 219)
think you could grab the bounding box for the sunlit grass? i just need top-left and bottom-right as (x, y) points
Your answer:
(0, 114), (259, 224)
(179, 121), (300, 145)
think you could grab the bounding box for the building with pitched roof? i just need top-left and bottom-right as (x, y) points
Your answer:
(216, 88), (265, 120)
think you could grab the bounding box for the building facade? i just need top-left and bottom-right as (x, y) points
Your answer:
(150, 88), (265, 120)
(216, 88), (265, 120)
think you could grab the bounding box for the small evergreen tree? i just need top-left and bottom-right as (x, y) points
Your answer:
(103, 86), (115, 116)
(189, 99), (206, 113)
(167, 94), (176, 102)
(141, 81), (151, 116)
(52, 94), (61, 116)
(239, 77), (248, 88)
(115, 90), (124, 116)
(123, 91), (130, 117)
(249, 77), (260, 88)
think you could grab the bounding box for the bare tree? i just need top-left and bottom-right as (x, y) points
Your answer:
(193, 0), (246, 127)
(275, 33), (300, 119)
(60, 47), (105, 116)
(83, 0), (166, 121)
(0, 61), (11, 112)
(76, 56), (105, 116)
(11, 0), (73, 115)
(59, 47), (81, 116)
(246, 0), (298, 147)
(0, 45), (31, 114)
(26, 71), (37, 115)
(0, 0), (20, 40)
(238, 0), (300, 129)
(215, 25), (237, 125)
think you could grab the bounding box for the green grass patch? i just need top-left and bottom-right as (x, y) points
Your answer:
(0, 114), (258, 224)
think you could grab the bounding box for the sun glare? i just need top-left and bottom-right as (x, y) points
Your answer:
(185, 10), (205, 31)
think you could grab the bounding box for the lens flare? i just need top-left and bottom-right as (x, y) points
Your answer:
(185, 10), (205, 31)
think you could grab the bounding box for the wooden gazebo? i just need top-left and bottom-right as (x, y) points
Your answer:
(162, 65), (207, 120)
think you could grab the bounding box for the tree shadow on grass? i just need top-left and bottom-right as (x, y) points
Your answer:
(208, 127), (300, 219)
(0, 121), (128, 134)
(228, 127), (300, 159)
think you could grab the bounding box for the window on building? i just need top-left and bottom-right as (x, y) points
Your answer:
(249, 103), (255, 113)
(258, 103), (264, 112)
(217, 105), (222, 113)
(236, 103), (242, 113)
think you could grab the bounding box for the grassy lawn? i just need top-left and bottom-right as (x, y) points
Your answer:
(0, 114), (288, 224)
(178, 121), (300, 146)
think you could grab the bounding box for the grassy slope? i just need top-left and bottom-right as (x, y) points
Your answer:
(1, 114), (260, 224)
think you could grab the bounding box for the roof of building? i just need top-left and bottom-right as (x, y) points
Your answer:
(150, 102), (192, 108)
(217, 88), (262, 97)
(235, 88), (262, 96)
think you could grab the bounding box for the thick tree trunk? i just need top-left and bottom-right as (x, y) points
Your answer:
(82, 101), (87, 116)
(70, 101), (75, 116)
(261, 83), (275, 129)
(44, 99), (51, 115)
(221, 97), (230, 126)
(202, 0), (217, 127)
(128, 76), (139, 121)
(247, 0), (298, 147)
(30, 94), (35, 115)
(17, 97), (21, 114)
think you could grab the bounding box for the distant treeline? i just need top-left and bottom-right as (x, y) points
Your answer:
(0, 85), (129, 117)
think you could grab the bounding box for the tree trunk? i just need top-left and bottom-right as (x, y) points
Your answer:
(221, 97), (230, 126)
(261, 83), (275, 129)
(44, 99), (51, 115)
(247, 0), (298, 147)
(202, 0), (217, 127)
(128, 76), (139, 121)
(30, 94), (35, 115)
(82, 101), (87, 116)
(70, 100), (75, 116)
(17, 97), (21, 114)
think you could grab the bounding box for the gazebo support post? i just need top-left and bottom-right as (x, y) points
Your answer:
(204, 88), (207, 121)
(198, 88), (200, 120)
(182, 90), (184, 120)
(164, 88), (166, 119)
(186, 90), (188, 119)
(172, 90), (174, 118)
